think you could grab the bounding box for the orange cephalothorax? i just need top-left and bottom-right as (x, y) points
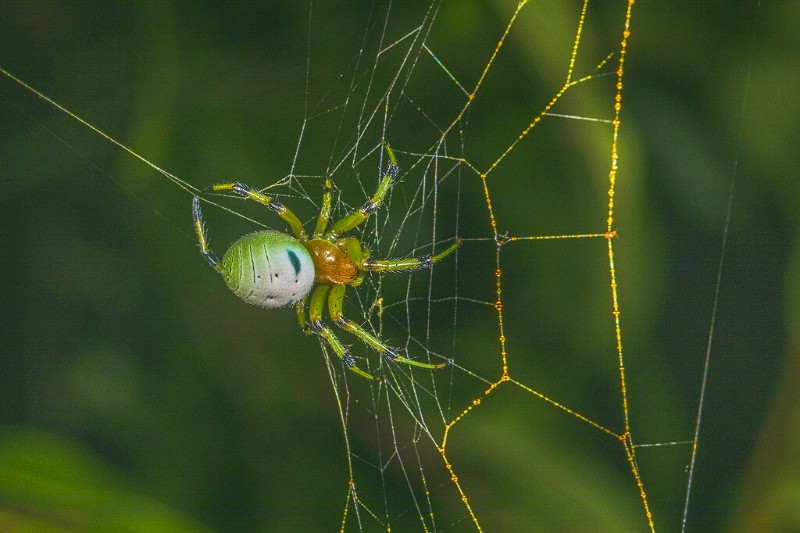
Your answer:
(304, 238), (358, 285)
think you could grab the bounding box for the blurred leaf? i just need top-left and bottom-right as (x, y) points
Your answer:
(0, 429), (212, 533)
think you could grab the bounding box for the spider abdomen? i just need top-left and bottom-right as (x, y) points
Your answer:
(220, 230), (315, 309)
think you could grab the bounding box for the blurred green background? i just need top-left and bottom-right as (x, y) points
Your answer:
(1, 1), (797, 532)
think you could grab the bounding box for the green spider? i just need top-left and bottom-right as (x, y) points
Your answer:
(191, 144), (459, 381)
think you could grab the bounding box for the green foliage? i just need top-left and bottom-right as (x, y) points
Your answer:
(0, 429), (212, 532)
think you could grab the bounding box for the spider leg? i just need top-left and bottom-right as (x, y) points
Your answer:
(327, 284), (450, 370)
(295, 296), (312, 335)
(357, 239), (461, 273)
(192, 196), (223, 274)
(308, 285), (378, 381)
(312, 177), (334, 238)
(207, 181), (308, 241)
(325, 143), (399, 239)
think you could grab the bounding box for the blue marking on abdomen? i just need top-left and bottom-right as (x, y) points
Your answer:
(287, 249), (302, 276)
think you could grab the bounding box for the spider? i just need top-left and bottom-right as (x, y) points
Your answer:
(191, 144), (459, 381)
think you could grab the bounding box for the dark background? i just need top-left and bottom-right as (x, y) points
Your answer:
(1, 1), (796, 532)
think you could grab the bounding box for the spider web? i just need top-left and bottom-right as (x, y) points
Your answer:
(282, 1), (662, 531)
(1, 1), (772, 532)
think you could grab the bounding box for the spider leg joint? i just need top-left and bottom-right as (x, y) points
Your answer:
(310, 318), (325, 333)
(200, 250), (219, 268)
(230, 182), (251, 196)
(361, 198), (381, 215)
(386, 162), (399, 179)
(191, 196), (203, 221)
(382, 347), (400, 362)
(341, 352), (357, 368)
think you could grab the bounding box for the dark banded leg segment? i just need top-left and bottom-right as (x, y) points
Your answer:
(209, 181), (308, 241)
(192, 196), (223, 274)
(325, 143), (399, 239)
(327, 284), (449, 370)
(308, 285), (377, 381)
(360, 239), (461, 273)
